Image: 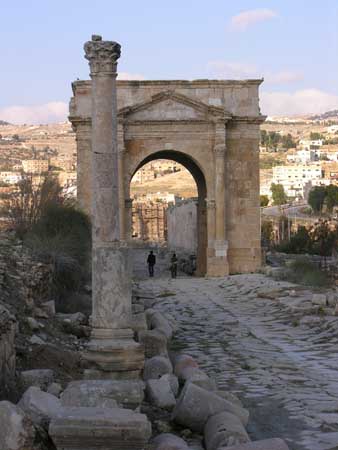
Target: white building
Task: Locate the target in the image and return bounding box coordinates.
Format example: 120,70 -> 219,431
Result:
326,125 -> 338,134
272,164 -> 323,199
299,139 -> 324,150
286,149 -> 320,164
0,172 -> 22,185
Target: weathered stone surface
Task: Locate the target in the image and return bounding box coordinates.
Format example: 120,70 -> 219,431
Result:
216,391 -> 243,408
174,354 -> 198,380
49,406 -> 152,450
41,300 -> 56,317
146,379 -> 176,410
181,368 -> 217,391
26,317 -> 42,331
312,293 -> 327,306
152,433 -> 190,450
204,411 -> 250,450
61,380 -> 144,409
18,386 -> 62,427
20,369 -> 54,391
160,373 -> 179,397
29,335 -> 45,345
0,401 -> 35,450
150,311 -> 173,339
144,356 -> 173,381
219,438 -> 289,450
131,312 -> 147,333
172,383 -> 249,432
47,383 -> 63,397
139,329 -> 168,358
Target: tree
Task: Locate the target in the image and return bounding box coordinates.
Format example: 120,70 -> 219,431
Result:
271,183 -> 287,206
260,195 -> 269,207
325,185 -> 338,212
310,132 -> 324,141
308,186 -> 326,213
281,133 -> 296,149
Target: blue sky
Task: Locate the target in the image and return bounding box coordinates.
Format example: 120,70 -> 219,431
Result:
0,0 -> 337,122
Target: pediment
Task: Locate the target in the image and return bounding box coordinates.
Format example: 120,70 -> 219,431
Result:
118,91 -> 229,122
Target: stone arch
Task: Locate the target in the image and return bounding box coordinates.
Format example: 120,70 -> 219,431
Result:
129,149 -> 208,275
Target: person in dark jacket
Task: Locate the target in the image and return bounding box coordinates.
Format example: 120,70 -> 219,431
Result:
170,253 -> 178,278
147,251 -> 156,277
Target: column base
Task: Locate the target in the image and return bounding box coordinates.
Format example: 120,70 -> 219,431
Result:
206,240 -> 229,277
82,328 -> 144,380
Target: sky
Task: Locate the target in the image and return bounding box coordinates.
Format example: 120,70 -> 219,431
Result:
0,0 -> 337,123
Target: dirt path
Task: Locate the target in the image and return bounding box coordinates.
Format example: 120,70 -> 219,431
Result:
139,274 -> 338,450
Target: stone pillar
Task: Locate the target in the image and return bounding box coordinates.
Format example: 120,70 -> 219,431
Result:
83,35 -> 143,379
125,198 -> 133,241
118,123 -> 126,240
207,120 -> 229,276
70,117 -> 92,214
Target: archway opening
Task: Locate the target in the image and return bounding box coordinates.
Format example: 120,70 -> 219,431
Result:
129,150 -> 207,276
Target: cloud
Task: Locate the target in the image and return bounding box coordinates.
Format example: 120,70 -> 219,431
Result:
207,61 -> 302,84
260,89 -> 338,116
117,72 -> 145,80
0,101 -> 68,125
229,8 -> 278,31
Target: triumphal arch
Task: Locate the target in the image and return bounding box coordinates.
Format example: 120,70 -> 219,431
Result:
70,37 -> 265,278
68,35 -> 266,378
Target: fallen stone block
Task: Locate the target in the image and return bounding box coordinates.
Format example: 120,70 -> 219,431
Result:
219,438 -> 289,450
150,312 -> 173,339
312,293 -> 327,306
216,391 -> 243,408
20,369 -> 54,391
204,411 -> 250,450
180,367 -> 217,391
139,329 -> 168,358
131,312 -> 147,333
26,317 -> 42,331
174,354 -> 199,380
152,433 -> 190,450
18,386 -> 62,428
49,406 -> 152,450
61,380 -> 144,409
172,383 -> 249,432
132,304 -> 145,314
41,300 -> 56,317
144,356 -> 173,381
160,373 -> 179,397
0,401 -> 35,450
29,335 -> 45,345
146,379 -> 176,410
47,383 -> 63,397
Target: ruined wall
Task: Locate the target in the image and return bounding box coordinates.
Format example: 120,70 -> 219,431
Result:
167,200 -> 198,254
0,305 -> 16,393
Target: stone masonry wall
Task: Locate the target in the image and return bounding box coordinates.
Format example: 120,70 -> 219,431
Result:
167,200 -> 198,254
0,305 -> 16,393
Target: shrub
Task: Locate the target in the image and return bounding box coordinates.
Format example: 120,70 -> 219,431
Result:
276,256 -> 330,288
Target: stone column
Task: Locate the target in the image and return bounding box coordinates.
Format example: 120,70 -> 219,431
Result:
209,120 -> 229,276
118,123 -> 126,240
125,198 -> 133,241
83,35 -> 143,379
69,117 -> 92,214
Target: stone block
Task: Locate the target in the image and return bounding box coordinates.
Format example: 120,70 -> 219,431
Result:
181,368 -> 217,391
47,383 -> 63,398
61,380 -> 144,409
20,369 -> 54,391
139,329 -> 168,358
172,383 -> 249,432
204,411 -> 250,450
312,293 -> 327,306
219,438 -> 289,450
49,406 -> 152,450
131,312 -> 147,333
216,391 -> 243,408
150,312 -> 173,339
0,401 -> 35,450
41,300 -> 56,317
174,354 -> 198,380
160,373 -> 179,397
152,433 -> 190,450
144,356 -> 173,381
146,379 -> 176,410
18,386 -> 62,428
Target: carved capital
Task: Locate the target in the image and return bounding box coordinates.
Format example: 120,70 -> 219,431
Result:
84,35 -> 121,75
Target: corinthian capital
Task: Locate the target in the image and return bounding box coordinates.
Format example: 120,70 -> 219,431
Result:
84,35 -> 121,75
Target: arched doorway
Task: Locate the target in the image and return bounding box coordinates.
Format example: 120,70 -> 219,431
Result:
128,150 -> 207,276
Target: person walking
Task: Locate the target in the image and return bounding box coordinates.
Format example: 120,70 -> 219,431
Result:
147,250 -> 156,277
170,253 -> 178,278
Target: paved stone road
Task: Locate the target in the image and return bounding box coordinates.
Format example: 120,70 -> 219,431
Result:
139,274 -> 338,450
